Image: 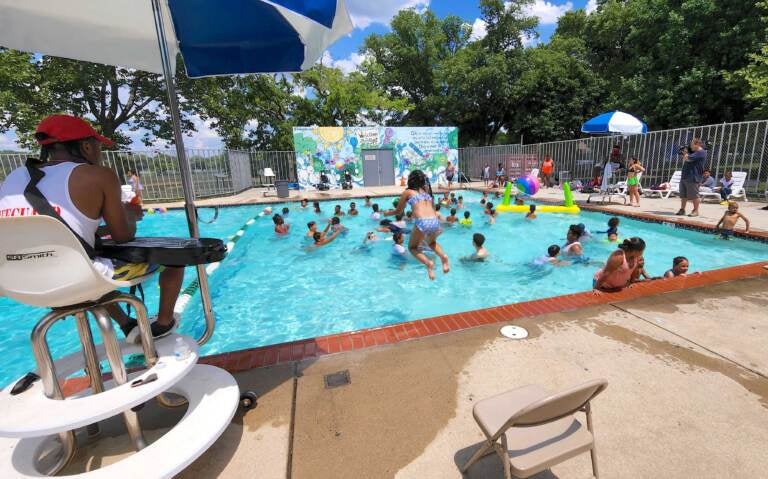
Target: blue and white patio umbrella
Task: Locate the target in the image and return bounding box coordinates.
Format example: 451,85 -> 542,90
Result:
0,0 -> 353,345
0,0 -> 353,77
581,110 -> 648,135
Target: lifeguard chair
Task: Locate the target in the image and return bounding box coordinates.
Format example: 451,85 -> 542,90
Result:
0,216 -> 240,478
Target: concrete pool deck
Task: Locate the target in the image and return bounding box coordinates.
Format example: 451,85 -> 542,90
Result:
150,181 -> 768,236
62,275 -> 768,478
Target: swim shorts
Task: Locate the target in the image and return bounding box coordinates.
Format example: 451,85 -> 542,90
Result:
110,259 -> 161,281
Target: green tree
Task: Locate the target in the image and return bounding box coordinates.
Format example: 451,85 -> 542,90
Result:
0,49 -> 196,149
731,1 -> 768,119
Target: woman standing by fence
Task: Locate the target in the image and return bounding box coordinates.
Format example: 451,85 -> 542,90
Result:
541,155 -> 555,187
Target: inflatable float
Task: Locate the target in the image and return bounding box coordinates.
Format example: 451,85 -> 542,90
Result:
496,179 -> 581,214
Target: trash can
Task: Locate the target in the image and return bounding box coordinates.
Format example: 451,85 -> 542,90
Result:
275,180 -> 290,198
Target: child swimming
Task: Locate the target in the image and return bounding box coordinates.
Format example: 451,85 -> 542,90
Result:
364,195 -> 372,207
596,217 -> 620,242
348,202 -> 359,216
446,208 -> 458,224
334,204 -> 345,217
300,198 -> 308,209
459,210 -> 472,227
716,201 -> 750,239
273,214 -> 289,235
306,220 -> 331,239
461,233 -> 488,261
391,231 -> 407,257
330,216 -> 348,234
434,203 -> 445,221
484,202 -> 493,215
487,209 -> 496,225
664,256 -> 689,278
313,201 -> 321,214
370,203 -> 381,220
541,244 -> 569,266
282,207 -> 290,216
457,196 -> 464,209
525,204 -> 537,220
312,228 -> 342,247
593,237 -> 646,292
384,169 -> 449,280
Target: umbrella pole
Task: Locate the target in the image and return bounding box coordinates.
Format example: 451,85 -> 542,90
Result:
151,0 -> 215,347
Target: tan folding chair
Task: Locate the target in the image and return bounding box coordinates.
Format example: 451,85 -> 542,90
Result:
461,379 -> 608,479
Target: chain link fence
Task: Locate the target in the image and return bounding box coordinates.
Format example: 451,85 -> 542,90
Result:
0,148 -> 297,203
459,119 -> 768,199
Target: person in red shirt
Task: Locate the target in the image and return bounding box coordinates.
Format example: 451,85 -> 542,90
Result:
541,155 -> 555,188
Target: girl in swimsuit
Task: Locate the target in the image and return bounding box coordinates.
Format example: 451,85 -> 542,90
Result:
593,237 -> 646,291
385,169 -> 449,280
627,157 -> 645,207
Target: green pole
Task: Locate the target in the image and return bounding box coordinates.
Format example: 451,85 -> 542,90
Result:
502,181 -> 513,206
563,182 -> 574,207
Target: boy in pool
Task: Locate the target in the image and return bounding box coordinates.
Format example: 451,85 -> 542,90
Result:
333,204 -> 345,217
446,208 -> 458,224
313,228 -> 342,247
392,231 -> 407,257
330,216 -> 348,234
631,256 -> 653,282
484,202 -> 494,215
716,201 -> 750,239
370,203 -> 381,220
273,214 -> 289,235
457,196 -> 464,209
487,208 -> 496,225
384,169 -> 450,280
364,196 -> 372,207
306,220 -> 331,239
313,201 -> 321,214
348,202 -> 359,216
300,198 -> 308,209
459,211 -> 472,227
543,245 -> 569,266
462,233 -> 488,261
596,217 -> 620,241
481,191 -> 488,203
664,256 -> 689,278
525,205 -> 537,220
450,192 -> 457,205
480,198 -> 486,206
282,207 -> 290,216
440,191 -> 450,206
434,203 -> 445,221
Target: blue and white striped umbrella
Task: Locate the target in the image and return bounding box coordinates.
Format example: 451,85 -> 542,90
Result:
0,0 -> 353,77
581,110 -> 648,135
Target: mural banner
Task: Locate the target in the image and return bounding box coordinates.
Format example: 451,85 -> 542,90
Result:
293,126 -> 459,189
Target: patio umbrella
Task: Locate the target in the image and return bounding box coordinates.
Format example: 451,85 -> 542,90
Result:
0,0 -> 353,345
581,110 -> 648,135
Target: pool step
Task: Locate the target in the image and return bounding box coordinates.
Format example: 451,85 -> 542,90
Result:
0,335 -> 198,437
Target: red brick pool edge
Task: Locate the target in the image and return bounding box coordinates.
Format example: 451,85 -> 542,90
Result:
195,260 -> 768,373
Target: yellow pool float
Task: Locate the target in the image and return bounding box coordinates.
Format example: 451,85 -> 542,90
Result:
497,181 -> 581,214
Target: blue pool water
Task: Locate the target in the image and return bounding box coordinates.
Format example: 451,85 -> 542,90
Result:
1,192 -> 766,386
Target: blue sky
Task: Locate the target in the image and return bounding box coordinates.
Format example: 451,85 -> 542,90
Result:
0,0 -> 595,151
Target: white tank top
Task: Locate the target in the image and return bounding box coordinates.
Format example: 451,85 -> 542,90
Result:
0,162 -> 101,246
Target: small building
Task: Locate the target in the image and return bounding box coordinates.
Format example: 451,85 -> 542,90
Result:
292,126 -> 458,190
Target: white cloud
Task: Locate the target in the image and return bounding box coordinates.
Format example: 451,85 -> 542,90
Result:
345,0 -> 430,29
0,131 -> 21,151
585,0 -> 598,14
187,117 -> 223,150
319,51 -> 370,74
470,18 -> 487,41
522,0 -> 573,25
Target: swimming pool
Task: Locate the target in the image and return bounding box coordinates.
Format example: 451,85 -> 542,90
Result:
1,191 -> 766,386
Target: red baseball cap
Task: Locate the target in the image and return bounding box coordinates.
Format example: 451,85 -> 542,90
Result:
35,114 -> 114,147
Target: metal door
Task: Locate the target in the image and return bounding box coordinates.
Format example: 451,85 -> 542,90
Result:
362,151 -> 380,186
362,149 -> 395,187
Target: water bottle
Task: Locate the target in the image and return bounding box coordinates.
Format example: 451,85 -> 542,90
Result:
174,337 -> 191,361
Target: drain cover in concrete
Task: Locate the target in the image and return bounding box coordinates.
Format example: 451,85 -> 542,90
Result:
324,370 -> 351,389
500,325 -> 528,339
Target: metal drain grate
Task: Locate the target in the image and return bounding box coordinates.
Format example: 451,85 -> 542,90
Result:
324,370 -> 351,389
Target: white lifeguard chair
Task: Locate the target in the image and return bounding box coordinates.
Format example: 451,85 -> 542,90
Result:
0,216 -> 239,478
261,167 -> 276,196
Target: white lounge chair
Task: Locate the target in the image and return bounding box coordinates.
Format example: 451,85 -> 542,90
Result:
644,170 -> 681,199
700,171 -> 748,202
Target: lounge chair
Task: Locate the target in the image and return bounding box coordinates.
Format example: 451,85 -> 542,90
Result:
461,379 -> 608,479
700,171 -> 748,202
644,170 -> 681,199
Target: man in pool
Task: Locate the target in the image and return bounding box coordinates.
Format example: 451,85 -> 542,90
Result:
312,227 -> 342,247
0,114 -> 183,342
462,233 -> 488,261
348,202 -> 359,216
